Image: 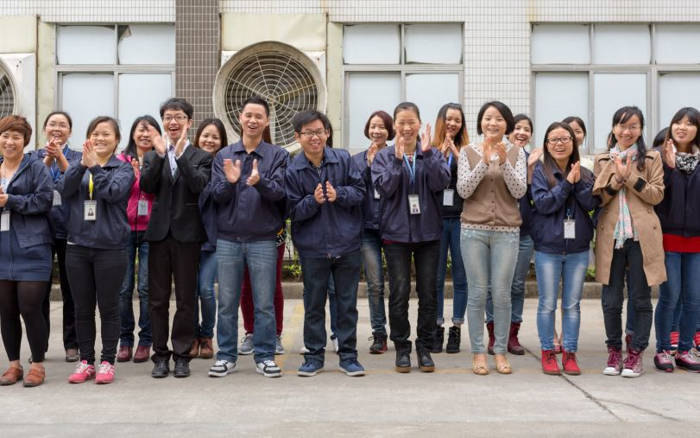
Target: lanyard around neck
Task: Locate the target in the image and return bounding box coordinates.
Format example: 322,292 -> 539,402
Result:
403,151 -> 417,184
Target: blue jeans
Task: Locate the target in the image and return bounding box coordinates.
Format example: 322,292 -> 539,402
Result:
118,231 -> 151,347
361,229 -> 386,335
436,218 -> 468,326
486,234 -> 533,324
215,239 -> 277,363
535,250 -> 588,352
195,250 -> 217,339
654,251 -> 700,352
461,229 -> 519,354
301,251 -> 361,364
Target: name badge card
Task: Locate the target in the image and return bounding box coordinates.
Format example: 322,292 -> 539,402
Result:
0,211 -> 9,232
137,199 -> 149,216
408,194 -> 421,215
443,189 -> 455,207
52,190 -> 62,207
564,219 -> 576,239
374,188 -> 381,200
84,200 -> 97,221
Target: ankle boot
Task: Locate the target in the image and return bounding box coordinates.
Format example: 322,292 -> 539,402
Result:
431,326 -> 444,353
445,325 -> 461,354
507,322 -> 525,355
486,321 -> 495,355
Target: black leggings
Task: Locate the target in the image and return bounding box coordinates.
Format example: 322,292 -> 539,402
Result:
0,280 -> 49,362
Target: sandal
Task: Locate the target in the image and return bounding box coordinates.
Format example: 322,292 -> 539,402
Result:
494,354 -> 512,374
472,353 -> 489,375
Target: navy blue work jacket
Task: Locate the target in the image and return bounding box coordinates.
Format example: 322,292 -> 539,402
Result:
199,181 -> 217,252
352,149 -> 382,231
35,145 -> 82,240
286,147 -> 365,258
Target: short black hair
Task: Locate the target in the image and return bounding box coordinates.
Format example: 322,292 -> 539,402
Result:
194,118 -> 229,150
43,111 -> 73,130
159,97 -> 194,120
242,96 -> 270,117
123,115 -> 160,158
292,110 -> 331,134
513,113 -> 533,132
364,110 -> 395,141
393,102 -> 421,121
86,116 -> 121,143
562,116 -> 587,137
476,101 -> 515,136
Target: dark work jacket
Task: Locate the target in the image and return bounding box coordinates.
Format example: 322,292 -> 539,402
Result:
0,154 -> 53,248
371,144 -> 450,243
438,152 -> 465,219
35,145 -> 82,240
286,147 -> 365,258
199,182 -> 217,253
519,150 -> 534,237
530,162 -> 598,255
352,149 -> 382,231
59,155 -> 134,249
140,145 -> 212,243
654,155 -> 700,237
211,141 -> 288,243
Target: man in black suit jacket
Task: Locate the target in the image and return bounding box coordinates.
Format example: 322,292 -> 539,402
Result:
140,98 -> 212,378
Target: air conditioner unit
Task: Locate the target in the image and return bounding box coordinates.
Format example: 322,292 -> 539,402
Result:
0,53 -> 36,148
214,42 -> 327,152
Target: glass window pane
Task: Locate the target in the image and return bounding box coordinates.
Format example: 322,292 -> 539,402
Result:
61,73 -> 114,148
531,24 -> 590,64
405,23 -> 462,64
534,73 -> 589,150
118,74 -> 173,149
118,24 -> 176,65
593,73 -> 647,153
57,26 -> 116,65
346,72 -> 400,150
655,24 -> 700,64
592,24 -> 650,65
405,73 -> 460,132
343,24 -> 400,64
658,73 -> 700,128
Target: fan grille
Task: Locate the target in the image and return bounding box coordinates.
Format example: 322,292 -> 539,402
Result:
224,50 -> 318,146
0,66 -> 15,119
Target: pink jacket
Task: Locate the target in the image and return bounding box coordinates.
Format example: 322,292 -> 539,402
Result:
117,153 -> 154,231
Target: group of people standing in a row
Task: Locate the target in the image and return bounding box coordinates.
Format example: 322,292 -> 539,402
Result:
0,95 -> 698,387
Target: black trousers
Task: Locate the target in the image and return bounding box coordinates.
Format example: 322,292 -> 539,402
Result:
601,240 -> 653,351
65,245 -> 126,365
384,240 -> 440,353
148,236 -> 199,361
0,281 -> 48,362
42,239 -> 78,350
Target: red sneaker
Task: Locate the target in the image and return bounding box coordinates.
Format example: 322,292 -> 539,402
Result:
694,332 -> 700,349
541,350 -> 560,375
95,361 -> 115,384
68,360 -> 95,383
562,351 -> 581,375
603,346 -> 623,376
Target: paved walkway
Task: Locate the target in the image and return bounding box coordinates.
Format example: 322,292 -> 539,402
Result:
0,299 -> 698,437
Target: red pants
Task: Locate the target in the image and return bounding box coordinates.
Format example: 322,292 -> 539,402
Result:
240,243 -> 284,335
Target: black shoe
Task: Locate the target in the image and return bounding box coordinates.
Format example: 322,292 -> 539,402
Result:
151,359 -> 170,378
446,326 -> 461,354
417,349 -> 435,372
431,326 -> 444,353
369,333 -> 388,354
173,358 -> 190,378
395,350 -> 411,373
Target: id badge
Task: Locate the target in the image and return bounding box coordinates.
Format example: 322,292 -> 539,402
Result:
0,211 -> 9,232
84,200 -> 97,221
52,190 -> 62,207
408,194 -> 421,215
564,219 -> 576,239
443,189 -> 455,207
137,199 -> 149,216
374,188 -> 381,200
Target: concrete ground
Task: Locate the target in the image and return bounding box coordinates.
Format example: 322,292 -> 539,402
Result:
0,299 -> 698,437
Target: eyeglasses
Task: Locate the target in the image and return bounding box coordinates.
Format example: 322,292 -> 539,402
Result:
300,129 -> 327,138
617,124 -> 641,133
163,115 -> 188,123
546,136 -> 572,145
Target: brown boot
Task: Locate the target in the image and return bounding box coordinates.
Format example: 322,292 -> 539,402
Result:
0,366 -> 23,385
507,322 -> 525,355
116,345 -> 132,362
486,321 -> 495,355
198,338 -> 214,359
189,338 -> 200,358
23,366 -> 45,387
133,345 -> 151,363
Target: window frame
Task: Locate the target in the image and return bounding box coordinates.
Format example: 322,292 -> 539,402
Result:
342,23 -> 465,151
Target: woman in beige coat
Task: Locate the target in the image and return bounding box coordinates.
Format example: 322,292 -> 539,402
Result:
592,106 -> 665,379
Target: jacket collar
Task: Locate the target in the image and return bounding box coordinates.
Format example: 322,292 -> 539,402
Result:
291,147 -> 338,171
231,140 -> 269,159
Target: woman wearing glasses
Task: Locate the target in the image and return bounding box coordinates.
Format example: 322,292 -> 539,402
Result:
593,106 -> 665,378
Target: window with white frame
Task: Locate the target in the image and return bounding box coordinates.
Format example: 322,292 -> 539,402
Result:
531,23 -> 700,154
56,24 -> 175,149
343,23 -> 463,152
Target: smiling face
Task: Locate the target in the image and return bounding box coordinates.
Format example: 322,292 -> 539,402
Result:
162,109 -> 192,143
509,120 -> 532,148
546,127 -> 574,166
613,114 -> 642,150
671,115 -> 698,148
481,106 -> 507,142
198,124 -> 223,155
133,122 -> 154,153
568,120 -> 585,147
368,115 -> 389,146
295,119 -> 328,158
0,130 -> 25,161
44,113 -> 71,146
90,121 -> 119,159
393,109 -> 420,146
444,108 -> 463,140
239,103 -> 269,139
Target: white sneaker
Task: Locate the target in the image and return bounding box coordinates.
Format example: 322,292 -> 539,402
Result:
331,335 -> 339,353
239,333 -> 254,355
256,359 -> 282,378
299,345 -> 310,354
208,360 -> 236,377
275,336 -> 285,355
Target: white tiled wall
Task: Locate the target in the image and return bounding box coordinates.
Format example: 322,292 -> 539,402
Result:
0,0 -> 174,22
